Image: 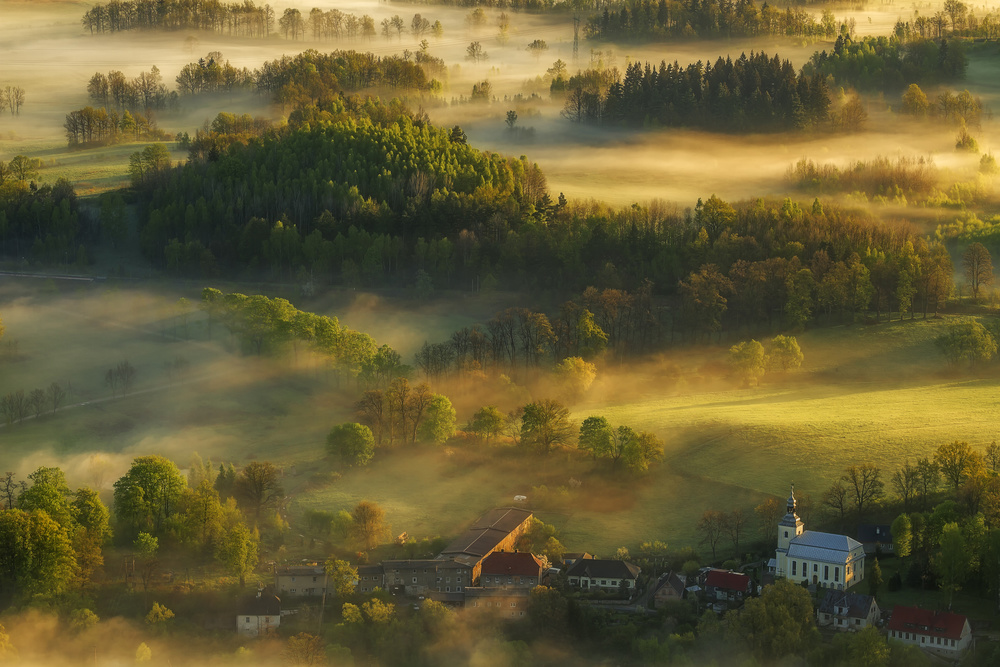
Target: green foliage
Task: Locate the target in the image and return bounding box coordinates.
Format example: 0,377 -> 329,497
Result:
521,399 -> 574,453
113,455 -> 186,538
417,394 -> 456,444
324,559 -> 359,598
145,601 -> 175,625
18,467 -> 74,528
69,608 -> 99,632
578,416 -> 663,472
725,578 -> 818,662
0,508 -> 77,597
934,320 -> 996,368
327,422 -> 375,467
956,128 -> 979,153
216,523 -> 259,587
351,500 -> 390,551
554,356 -> 596,401
768,335 -> 804,372
934,522 -> 968,606
468,406 -> 504,444
891,514 -> 912,559
803,36 -> 966,91
128,143 -> 171,187
981,153 -> 999,175
567,54 -> 831,132
729,340 -> 767,386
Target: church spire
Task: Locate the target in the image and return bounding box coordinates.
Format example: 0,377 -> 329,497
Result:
786,483 -> 796,514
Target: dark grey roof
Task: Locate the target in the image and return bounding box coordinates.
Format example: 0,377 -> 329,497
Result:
818,590 -> 877,619
566,559 -> 641,580
382,558 -> 471,571
275,565 -> 325,576
239,594 -> 281,616
357,564 -> 384,576
857,525 -> 893,543
439,508 -> 532,559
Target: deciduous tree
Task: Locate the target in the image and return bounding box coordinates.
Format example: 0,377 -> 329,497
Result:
843,463 -> 884,517
935,440 -> 985,492
216,523 -> 259,587
520,399 -> 574,453
233,461 -> 283,520
963,242 -> 993,302
327,423 -> 375,467
351,500 -> 390,551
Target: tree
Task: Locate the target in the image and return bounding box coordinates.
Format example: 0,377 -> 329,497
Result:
233,461 -> 283,520
822,480 -> 850,520
133,532 -> 159,591
505,110 -> 517,130
216,523 -> 259,587
935,320 -> 996,367
934,522 -> 968,608
850,625 -> 890,667
935,441 -> 985,492
284,633 -> 325,666
963,242 -> 993,302
768,335 -> 803,371
46,382 -> 65,414
145,601 -> 175,625
113,455 -> 186,537
466,41 -> 487,63
868,558 -> 883,598
986,441 -> 1000,474
891,514 -> 912,561
417,394 -> 456,444
7,155 -> 38,182
27,389 -> 45,419
892,461 -> 919,511
834,95 -> 868,131
526,39 -> 549,61
468,406 -> 504,444
554,356 -> 597,401
729,340 -> 767,386
18,466 -> 74,528
520,399 -> 574,453
324,558 -> 359,598
0,508 -> 77,597
901,84 -> 930,117
843,464 -> 884,517
577,417 -> 662,471
697,510 -> 727,561
725,578 -> 818,662
327,423 -> 375,467
351,500 -> 390,550
755,498 -> 783,543
916,457 -> 941,508
726,508 -> 747,557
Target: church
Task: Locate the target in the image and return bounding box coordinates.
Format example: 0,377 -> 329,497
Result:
773,485 -> 866,590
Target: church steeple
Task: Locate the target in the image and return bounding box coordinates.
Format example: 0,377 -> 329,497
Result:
777,482 -> 804,556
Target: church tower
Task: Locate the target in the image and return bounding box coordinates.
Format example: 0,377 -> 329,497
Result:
776,483 -> 804,556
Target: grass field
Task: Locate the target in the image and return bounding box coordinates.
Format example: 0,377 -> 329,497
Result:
2,281 -> 997,558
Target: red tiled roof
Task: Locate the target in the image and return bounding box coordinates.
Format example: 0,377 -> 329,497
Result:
887,605 -> 968,641
705,569 -> 751,591
481,552 -> 544,577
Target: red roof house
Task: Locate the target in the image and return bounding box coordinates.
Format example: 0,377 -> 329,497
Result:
479,552 -> 544,588
887,605 -> 972,653
703,569 -> 753,601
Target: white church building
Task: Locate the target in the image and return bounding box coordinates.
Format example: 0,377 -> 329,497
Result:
772,485 -> 865,590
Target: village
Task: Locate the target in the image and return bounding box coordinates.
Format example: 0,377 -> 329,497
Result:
239,488 -> 978,662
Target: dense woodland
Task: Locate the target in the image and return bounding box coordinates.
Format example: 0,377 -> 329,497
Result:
563,52 -> 830,131
802,35 -> 967,92
0,176 -> 83,264
584,0 -> 838,41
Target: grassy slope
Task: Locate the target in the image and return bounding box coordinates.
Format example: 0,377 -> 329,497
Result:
2,283 -> 996,558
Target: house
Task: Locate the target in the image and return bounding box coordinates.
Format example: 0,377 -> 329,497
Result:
775,485 -> 865,591
856,525 -> 894,555
887,605 -> 972,654
437,507 -> 533,581
382,558 -> 473,595
566,558 -> 641,594
703,569 -> 752,602
479,551 -> 544,588
274,565 -> 326,597
464,586 -> 531,619
817,590 -> 880,630
355,564 -> 385,593
237,591 -> 280,637
651,572 -> 686,608
562,552 -> 594,567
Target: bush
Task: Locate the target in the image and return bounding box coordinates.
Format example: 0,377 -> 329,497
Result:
888,572 -> 902,592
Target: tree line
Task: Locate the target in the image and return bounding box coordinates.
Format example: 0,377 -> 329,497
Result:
802,35 -> 967,92
893,0 -> 1000,40
562,52 -> 831,132
0,383 -> 65,426
0,177 -> 83,265
63,107 -> 160,148
584,0 -> 839,42
86,67 -> 173,115
82,0 -> 277,36
0,86 -> 25,116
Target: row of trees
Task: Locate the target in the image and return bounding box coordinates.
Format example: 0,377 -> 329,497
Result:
86,67 -> 173,115
82,0 -> 279,36
585,0 -> 840,41
894,1 -> 1000,40
0,86 -> 25,116
0,178 -> 81,264
562,53 -> 831,132
0,383 -> 65,426
63,107 -> 159,147
803,35 -> 966,92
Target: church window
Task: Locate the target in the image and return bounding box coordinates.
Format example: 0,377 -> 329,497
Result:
824,566 -> 829,580
784,531 -> 788,538
792,561 -> 797,575
813,564 -> 818,572
834,567 -> 840,582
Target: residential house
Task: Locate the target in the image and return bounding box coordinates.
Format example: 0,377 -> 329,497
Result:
438,507 -> 533,582
382,558 -> 473,595
856,525 -> 894,555
887,605 -> 972,654
356,564 -> 385,593
464,587 -> 531,619
817,590 -> 880,630
566,558 -> 641,595
562,552 -> 594,567
237,592 -> 280,637
274,565 -> 326,597
775,485 -> 865,591
651,572 -> 686,609
479,552 -> 544,589
703,569 -> 752,602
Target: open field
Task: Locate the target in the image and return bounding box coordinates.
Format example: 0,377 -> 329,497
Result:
3,280 -> 997,557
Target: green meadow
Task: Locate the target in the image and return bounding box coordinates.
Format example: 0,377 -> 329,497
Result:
1,282 -> 996,556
